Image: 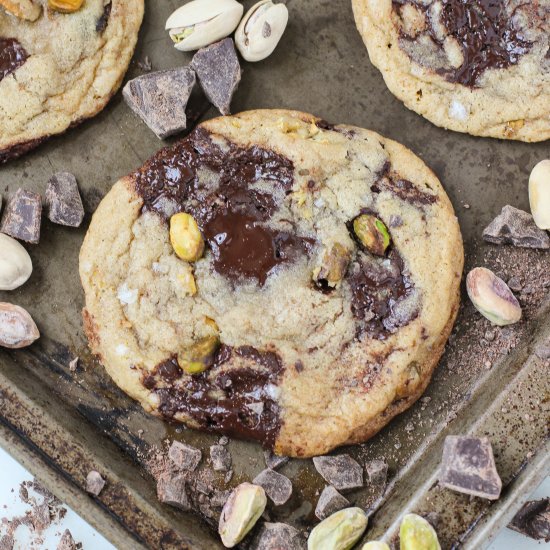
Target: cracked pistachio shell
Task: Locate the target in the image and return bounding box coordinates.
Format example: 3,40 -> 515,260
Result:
529,159 -> 550,230
466,267 -> 521,326
235,0 -> 289,62
0,233 -> 32,290
361,543 -> 391,550
400,514 -> 441,550
307,507 -> 368,550
219,483 -> 267,548
166,0 -> 243,52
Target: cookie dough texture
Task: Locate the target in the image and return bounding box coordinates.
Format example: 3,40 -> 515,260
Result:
352,0 -> 550,142
80,110 -> 463,457
0,0 -> 144,162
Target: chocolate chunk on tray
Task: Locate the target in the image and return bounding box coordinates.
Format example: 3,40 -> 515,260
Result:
509,498 -> 550,541
439,436 -> 502,500
253,469 -> 293,506
57,529 -> 77,550
86,470 -> 105,496
168,441 -> 202,471
263,450 -> 289,470
365,459 -> 388,487
210,444 -> 232,472
249,522 -> 305,550
0,189 -> 42,244
483,205 -> 549,249
45,172 -> 84,227
191,38 -> 241,116
156,471 -> 191,510
313,454 -> 363,491
123,67 -> 196,139
315,486 -> 350,520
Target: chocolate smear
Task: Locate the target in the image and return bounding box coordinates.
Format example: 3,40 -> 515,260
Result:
0,38 -> 28,83
509,498 -> 550,542
253,469 -> 293,506
439,435 -> 502,500
312,454 -> 364,491
45,172 -> 85,227
0,188 -> 42,244
315,486 -> 350,520
123,67 -> 196,139
483,205 -> 550,249
191,38 -> 241,116
168,441 -> 201,471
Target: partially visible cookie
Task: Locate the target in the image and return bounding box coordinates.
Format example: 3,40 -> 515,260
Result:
352,0 -> 550,141
80,109 -> 463,457
0,0 -> 144,162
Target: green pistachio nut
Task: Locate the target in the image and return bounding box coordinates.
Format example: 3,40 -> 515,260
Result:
400,513 -> 441,550
353,214 -> 391,256
362,543 -> 391,550
307,507 -> 368,550
170,26 -> 195,43
178,335 -> 220,375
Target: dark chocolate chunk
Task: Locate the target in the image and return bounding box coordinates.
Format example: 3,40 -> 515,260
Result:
123,67 -> 196,139
263,450 -> 289,470
509,498 -> 550,541
439,436 -> 502,500
57,529 -> 77,550
168,441 -> 202,471
249,522 -> 305,550
96,1 -> 112,33
365,459 -> 388,487
0,38 -> 28,83
156,471 -> 191,510
483,205 -> 549,249
315,486 -> 350,520
1,189 -> 42,243
45,172 -> 85,227
191,38 -> 241,116
312,454 -> 363,491
253,469 -> 293,506
86,470 -> 105,496
210,444 -> 232,472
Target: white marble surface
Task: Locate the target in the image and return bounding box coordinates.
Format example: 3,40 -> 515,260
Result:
0,446 -> 546,549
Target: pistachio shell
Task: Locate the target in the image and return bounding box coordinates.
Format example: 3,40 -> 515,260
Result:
166,0 -> 243,52
0,233 -> 32,290
529,159 -> 550,230
235,1 -> 289,62
307,507 -> 368,550
362,543 -> 391,550
400,514 -> 441,550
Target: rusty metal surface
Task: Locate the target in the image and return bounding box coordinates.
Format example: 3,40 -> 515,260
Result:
0,0 -> 549,548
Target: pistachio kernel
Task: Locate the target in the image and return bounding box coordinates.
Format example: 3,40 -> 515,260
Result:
400,513 -> 441,550
170,213 -> 205,262
307,507 -> 368,550
48,0 -> 84,13
313,243 -> 351,289
178,335 -> 220,375
353,214 -> 391,256
361,543 -> 391,550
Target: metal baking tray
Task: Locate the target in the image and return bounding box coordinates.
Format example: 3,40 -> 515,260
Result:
0,1 -> 548,548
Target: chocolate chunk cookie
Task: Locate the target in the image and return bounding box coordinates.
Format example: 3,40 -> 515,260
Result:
80,110 -> 463,457
352,0 -> 550,141
0,0 -> 144,162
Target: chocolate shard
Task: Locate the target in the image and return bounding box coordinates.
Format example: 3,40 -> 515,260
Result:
123,67 -> 196,139
0,188 -> 42,244
263,450 -> 289,470
210,444 -> 232,472
86,470 -> 105,496
57,529 -> 77,550
483,205 -> 550,249
45,172 -> 84,227
253,469 -> 293,506
168,441 -> 202,471
156,471 -> 191,511
439,436 -> 502,500
365,459 -> 388,487
312,454 -> 363,491
191,38 -> 241,116
509,498 -> 550,541
315,485 -> 350,520
249,522 -> 306,550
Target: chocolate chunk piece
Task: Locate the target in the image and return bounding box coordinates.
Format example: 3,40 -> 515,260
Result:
168,441 -> 202,471
439,436 -> 502,500
263,450 -> 289,470
210,444 -> 232,472
249,522 -> 305,550
123,67 -> 196,139
0,38 -> 28,83
313,454 -> 363,491
86,470 -> 105,496
315,486 -> 350,520
365,459 -> 388,487
57,529 -> 76,550
45,172 -> 85,227
156,471 -> 191,510
483,206 -> 550,249
1,189 -> 42,244
509,498 -> 550,541
191,38 -> 241,116
253,469 -> 293,506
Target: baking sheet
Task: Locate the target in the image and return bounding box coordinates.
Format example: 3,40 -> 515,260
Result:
0,0 -> 549,548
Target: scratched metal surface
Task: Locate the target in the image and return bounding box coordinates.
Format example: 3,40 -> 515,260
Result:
0,1 -> 548,548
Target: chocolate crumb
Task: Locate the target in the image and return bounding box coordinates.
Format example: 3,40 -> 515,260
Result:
69,357 -> 78,372
210,444 -> 232,472
168,441 -> 202,471
86,470 -> 105,496
137,56 -> 152,72
365,459 -> 388,487
57,529 -> 76,550
263,450 -> 289,470
315,486 -> 350,520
